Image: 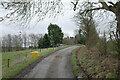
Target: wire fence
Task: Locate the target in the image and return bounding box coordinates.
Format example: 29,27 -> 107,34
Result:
1,47 -> 58,75
1,46 -> 67,76
2,51 -> 34,74
2,52 -> 32,74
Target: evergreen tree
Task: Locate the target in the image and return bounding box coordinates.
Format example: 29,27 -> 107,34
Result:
48,23 -> 64,46
42,34 -> 50,48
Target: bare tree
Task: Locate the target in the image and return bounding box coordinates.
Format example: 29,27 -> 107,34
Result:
72,0 -> 120,77
0,0 -> 63,26
22,33 -> 27,49
1,33 -> 43,52
12,35 -> 22,51
97,32 -> 107,56
29,34 -> 40,48
1,34 -> 13,52
7,34 -> 12,51
72,0 -> 120,56
74,2 -> 99,49
63,36 -> 75,45
2,36 -> 8,52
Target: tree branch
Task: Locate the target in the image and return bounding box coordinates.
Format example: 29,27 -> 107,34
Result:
71,0 -> 79,11
0,17 -> 4,22
98,0 -> 117,13
80,7 -> 104,15
99,0 -> 109,10
108,1 -> 115,6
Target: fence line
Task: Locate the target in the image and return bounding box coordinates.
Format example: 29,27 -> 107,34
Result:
1,47 -> 56,74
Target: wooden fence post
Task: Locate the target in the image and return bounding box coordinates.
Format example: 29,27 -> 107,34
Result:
8,59 -> 10,68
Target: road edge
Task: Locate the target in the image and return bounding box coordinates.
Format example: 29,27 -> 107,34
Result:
14,46 -> 73,78
70,46 -> 89,79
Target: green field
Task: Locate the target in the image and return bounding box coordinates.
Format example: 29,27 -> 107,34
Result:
2,45 -> 72,78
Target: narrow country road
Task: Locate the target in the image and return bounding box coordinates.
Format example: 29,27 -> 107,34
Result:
24,46 -> 78,78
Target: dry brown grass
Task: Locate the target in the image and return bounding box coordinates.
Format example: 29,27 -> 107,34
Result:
77,46 -> 118,78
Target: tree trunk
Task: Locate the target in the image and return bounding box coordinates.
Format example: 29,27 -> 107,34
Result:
116,14 -> 120,78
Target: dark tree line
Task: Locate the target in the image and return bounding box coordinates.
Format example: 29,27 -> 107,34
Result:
38,34 -> 50,48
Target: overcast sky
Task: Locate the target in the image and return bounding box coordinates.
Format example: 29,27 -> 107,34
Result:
0,0 -> 79,37
0,0 -> 117,37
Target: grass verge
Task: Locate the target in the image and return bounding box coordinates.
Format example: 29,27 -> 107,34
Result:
71,46 -> 81,77
76,46 -> 118,78
2,45 -> 72,78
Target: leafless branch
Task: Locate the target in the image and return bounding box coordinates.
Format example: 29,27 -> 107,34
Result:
80,7 -> 104,15
0,17 -> 4,22
99,0 -> 109,10
71,0 -> 79,11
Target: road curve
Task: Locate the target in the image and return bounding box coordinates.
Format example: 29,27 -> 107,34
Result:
24,46 -> 78,78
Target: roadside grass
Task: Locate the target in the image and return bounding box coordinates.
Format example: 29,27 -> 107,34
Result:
2,48 -> 53,65
71,46 -> 81,77
76,46 -> 118,78
2,45 -> 72,78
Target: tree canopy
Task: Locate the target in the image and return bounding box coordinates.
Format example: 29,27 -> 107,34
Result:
48,23 -> 63,46
42,34 -> 50,48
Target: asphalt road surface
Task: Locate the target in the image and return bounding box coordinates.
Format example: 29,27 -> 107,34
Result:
24,46 -> 78,78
